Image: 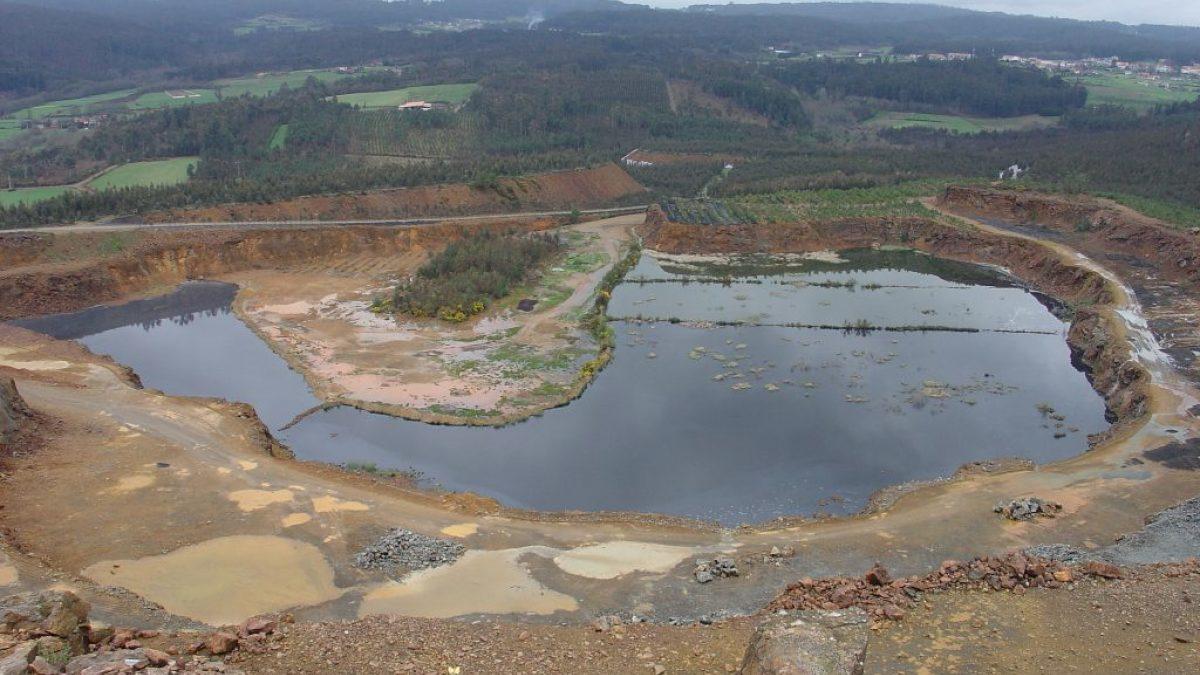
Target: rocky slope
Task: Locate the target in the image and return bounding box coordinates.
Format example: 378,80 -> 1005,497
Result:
0,377 -> 32,451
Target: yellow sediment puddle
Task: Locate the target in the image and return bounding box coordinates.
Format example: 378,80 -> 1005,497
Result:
280,513 -> 312,528
439,523 -> 478,538
228,489 -> 294,512
358,548 -> 577,619
104,474 -> 155,494
552,541 -> 695,580
311,495 -> 369,513
82,535 -> 342,626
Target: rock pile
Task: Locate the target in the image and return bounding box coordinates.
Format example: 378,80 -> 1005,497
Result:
0,378 -> 33,451
353,529 -> 465,576
693,557 -> 739,584
0,590 -> 282,674
994,497 -> 1061,521
768,554 -> 1124,622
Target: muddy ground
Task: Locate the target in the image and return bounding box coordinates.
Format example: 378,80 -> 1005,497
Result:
0,192 -> 1198,672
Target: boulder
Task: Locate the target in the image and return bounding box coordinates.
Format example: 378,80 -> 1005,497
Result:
0,641 -> 37,675
740,609 -> 869,675
206,632 -> 239,655
0,591 -> 89,645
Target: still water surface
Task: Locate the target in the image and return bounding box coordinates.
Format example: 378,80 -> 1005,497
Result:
14,250 -> 1108,524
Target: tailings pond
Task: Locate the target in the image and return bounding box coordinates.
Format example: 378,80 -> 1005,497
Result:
13,249 -> 1110,525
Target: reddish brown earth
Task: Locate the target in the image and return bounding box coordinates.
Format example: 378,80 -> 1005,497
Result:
0,217 -> 565,320
141,164 -> 646,224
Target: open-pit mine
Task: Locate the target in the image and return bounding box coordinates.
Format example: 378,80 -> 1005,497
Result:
1,186 -> 1198,673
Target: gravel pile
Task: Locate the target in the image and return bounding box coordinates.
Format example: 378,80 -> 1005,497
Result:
353,529 -> 465,576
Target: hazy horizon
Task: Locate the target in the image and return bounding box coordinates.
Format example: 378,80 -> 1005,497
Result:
645,1 -> 1200,28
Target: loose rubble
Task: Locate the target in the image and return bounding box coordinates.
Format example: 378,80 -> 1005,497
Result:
768,554 -> 1134,622
693,557 -> 739,584
994,496 -> 1062,521
353,528 -> 466,576
741,609 -> 868,675
0,591 -> 276,674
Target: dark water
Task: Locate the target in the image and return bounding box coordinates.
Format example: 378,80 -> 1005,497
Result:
12,250 -> 1110,525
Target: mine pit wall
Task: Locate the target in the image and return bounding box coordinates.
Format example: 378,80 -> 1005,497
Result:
0,218 -> 559,321
0,377 -> 32,451
639,206 -> 1149,426
939,186 -> 1200,287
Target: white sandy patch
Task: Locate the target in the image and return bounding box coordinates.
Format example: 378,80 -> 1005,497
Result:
104,474 -> 155,494
0,359 -> 71,371
552,541 -> 695,579
237,460 -> 258,471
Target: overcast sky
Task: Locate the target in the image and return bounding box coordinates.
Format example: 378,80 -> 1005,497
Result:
643,1 -> 1200,27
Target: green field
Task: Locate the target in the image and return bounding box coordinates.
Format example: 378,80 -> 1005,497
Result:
8,89 -> 138,120
1080,74 -> 1200,110
128,89 -> 220,110
868,112 -> 1060,134
268,124 -> 290,150
0,120 -> 22,142
87,157 -> 198,190
234,15 -> 328,36
333,84 -> 479,109
0,186 -> 73,208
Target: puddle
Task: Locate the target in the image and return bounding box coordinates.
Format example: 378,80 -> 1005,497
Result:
13,252 -> 1110,525
81,535 -> 342,626
552,541 -> 695,579
281,513 -> 312,528
358,548 -> 577,619
440,523 -> 479,538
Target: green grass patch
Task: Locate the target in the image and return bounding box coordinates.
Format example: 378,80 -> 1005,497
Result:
868,111 -> 1060,134
0,119 -> 22,142
129,90 -> 219,110
268,124 -> 290,150
234,15 -> 328,36
8,89 -> 137,119
333,83 -> 479,109
88,157 -> 197,190
0,186 -> 73,208
1100,192 -> 1200,230
1079,74 -> 1199,111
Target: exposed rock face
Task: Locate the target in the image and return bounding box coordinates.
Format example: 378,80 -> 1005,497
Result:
0,378 -> 32,450
0,591 -> 91,657
740,609 -> 869,675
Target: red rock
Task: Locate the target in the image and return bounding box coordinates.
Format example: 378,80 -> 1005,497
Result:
238,617 -> 277,638
864,564 -> 892,586
1053,569 -> 1074,583
1083,562 -> 1122,579
109,629 -> 135,649
143,648 -> 171,667
207,631 -> 239,655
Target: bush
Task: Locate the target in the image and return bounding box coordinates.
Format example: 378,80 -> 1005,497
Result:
393,230 -> 561,322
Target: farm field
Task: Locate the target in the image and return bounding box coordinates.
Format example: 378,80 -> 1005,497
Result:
7,89 -> 138,119
867,111 -> 1060,133
0,120 -> 22,142
1079,73 -> 1200,110
234,15 -> 328,35
87,157 -> 198,190
128,89 -> 219,109
0,186 -> 73,208
333,83 -> 479,109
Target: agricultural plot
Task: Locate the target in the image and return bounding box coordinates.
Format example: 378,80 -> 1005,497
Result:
867,112 -> 1060,134
87,157 -> 198,190
333,84 -> 479,109
128,90 -> 219,110
234,15 -> 328,35
1080,74 -> 1199,110
662,181 -> 948,225
0,186 -> 72,208
7,89 -> 138,119
0,120 -> 22,142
